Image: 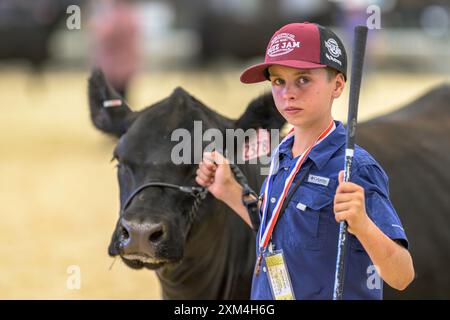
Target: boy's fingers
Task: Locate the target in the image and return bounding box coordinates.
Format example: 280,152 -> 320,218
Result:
334,193 -> 355,205
203,151 -> 228,167
195,176 -> 204,186
336,181 -> 363,194
195,176 -> 210,187
201,160 -> 215,170
334,211 -> 349,223
202,156 -> 217,170
338,170 -> 344,184
198,163 -> 215,176
334,202 -> 352,214
196,168 -> 213,182
212,151 -> 229,166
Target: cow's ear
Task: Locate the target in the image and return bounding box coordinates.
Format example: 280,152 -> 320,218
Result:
235,92 -> 286,130
88,69 -> 137,138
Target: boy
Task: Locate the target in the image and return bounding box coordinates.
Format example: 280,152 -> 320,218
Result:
195,22 -> 414,299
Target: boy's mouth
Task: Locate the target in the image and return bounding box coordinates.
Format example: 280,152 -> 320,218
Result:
284,107 -> 303,114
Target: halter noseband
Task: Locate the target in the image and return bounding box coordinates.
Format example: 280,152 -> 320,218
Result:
121,182 -> 208,223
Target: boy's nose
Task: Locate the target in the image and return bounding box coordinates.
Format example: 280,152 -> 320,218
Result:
282,85 -> 297,100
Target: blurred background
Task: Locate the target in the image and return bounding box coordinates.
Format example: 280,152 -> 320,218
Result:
0,0 -> 449,299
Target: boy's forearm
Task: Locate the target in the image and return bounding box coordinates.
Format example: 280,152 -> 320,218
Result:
220,180 -> 256,229
356,219 -> 415,291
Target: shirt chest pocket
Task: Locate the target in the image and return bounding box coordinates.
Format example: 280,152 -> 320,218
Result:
281,187 -> 333,250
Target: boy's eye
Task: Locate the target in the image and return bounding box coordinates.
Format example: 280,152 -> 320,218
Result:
298,76 -> 309,84
271,78 -> 284,85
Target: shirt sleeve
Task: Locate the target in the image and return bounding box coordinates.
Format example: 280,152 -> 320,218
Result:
352,164 -> 409,249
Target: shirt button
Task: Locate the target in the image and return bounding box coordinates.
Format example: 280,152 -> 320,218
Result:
284,167 -> 289,171
270,197 -> 276,203
263,267 -> 267,273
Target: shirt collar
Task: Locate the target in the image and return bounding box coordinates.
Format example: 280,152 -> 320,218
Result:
278,120 -> 346,170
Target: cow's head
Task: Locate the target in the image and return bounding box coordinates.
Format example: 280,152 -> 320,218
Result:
88,70 -> 228,270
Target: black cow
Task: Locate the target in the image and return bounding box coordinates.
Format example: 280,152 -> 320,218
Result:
357,84 -> 450,299
88,70 -> 284,299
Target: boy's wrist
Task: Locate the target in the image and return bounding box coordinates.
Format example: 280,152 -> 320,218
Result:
353,215 -> 374,242
219,178 -> 243,205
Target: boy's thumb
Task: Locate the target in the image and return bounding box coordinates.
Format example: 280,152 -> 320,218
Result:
338,170 -> 344,184
213,150 -> 229,166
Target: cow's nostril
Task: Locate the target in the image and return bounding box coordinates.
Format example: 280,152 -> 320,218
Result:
119,226 -> 130,242
149,227 -> 164,243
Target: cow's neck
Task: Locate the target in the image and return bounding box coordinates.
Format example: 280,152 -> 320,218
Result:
155,201 -> 253,299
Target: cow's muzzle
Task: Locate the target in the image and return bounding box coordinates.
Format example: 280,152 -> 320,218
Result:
117,217 -> 173,268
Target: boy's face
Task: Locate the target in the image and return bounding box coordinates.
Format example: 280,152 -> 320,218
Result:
268,65 -> 345,128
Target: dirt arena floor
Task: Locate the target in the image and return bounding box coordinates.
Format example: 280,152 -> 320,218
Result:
0,67 -> 448,299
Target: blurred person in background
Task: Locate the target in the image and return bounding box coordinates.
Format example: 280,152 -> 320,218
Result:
89,0 -> 141,101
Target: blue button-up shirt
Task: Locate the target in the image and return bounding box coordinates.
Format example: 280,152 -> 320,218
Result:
251,120 -> 408,300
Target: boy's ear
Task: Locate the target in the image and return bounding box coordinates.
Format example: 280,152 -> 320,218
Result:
332,73 -> 346,99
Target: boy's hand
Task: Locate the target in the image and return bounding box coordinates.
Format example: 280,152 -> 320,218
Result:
195,151 -> 240,203
333,170 -> 370,237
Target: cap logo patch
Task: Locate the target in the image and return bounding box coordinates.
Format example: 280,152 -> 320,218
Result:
267,33 -> 301,57
324,38 -> 342,66
325,38 -> 341,57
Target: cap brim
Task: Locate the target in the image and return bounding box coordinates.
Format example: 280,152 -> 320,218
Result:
240,60 -> 327,84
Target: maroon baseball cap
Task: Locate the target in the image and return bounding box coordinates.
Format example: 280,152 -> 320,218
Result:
240,22 -> 347,83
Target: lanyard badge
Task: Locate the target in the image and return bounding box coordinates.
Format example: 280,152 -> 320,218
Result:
265,248 -> 295,300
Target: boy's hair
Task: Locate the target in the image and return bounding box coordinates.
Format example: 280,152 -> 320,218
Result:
325,67 -> 340,82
